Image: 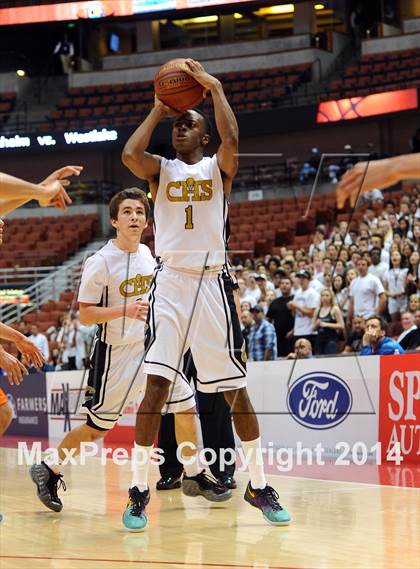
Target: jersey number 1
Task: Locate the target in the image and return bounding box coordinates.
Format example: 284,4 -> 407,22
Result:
185,205 -> 194,230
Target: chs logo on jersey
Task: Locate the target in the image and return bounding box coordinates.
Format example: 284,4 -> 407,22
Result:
119,274 -> 153,298
166,177 -> 213,202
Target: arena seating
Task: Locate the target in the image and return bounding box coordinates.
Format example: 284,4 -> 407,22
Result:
0,290 -> 76,358
321,47 -> 420,101
0,91 -> 16,126
47,64 -> 311,131
0,213 -> 99,268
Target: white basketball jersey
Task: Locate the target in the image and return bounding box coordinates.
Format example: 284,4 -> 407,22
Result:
154,154 -> 228,270
78,240 -> 155,345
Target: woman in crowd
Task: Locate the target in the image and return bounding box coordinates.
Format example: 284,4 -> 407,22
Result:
406,249 -> 419,297
408,293 -> 419,315
383,250 -> 409,322
332,274 -> 349,318
312,289 -> 345,355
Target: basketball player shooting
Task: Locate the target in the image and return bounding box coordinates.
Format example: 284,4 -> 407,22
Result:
122,58 -> 291,528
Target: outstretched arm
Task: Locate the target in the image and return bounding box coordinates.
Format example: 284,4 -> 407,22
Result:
0,165 -> 81,216
337,153 -> 420,208
184,59 -> 239,195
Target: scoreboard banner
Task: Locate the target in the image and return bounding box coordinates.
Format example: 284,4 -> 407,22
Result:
317,88 -> 418,123
0,0 -> 257,26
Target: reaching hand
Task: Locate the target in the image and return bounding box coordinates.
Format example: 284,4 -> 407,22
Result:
336,159 -> 396,208
41,165 -> 83,188
183,59 -> 219,91
14,337 -> 45,369
0,345 -> 28,386
38,165 -> 83,210
37,180 -> 72,210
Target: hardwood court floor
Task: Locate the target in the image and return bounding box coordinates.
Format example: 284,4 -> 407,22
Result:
0,447 -> 419,569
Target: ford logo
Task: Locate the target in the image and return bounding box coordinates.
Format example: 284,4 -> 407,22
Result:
287,372 -> 353,430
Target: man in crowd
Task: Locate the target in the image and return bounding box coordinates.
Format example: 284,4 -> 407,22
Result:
286,338 -> 314,360
241,310 -> 255,358
266,276 -> 295,357
288,270 -> 319,349
343,316 -> 366,353
28,325 -> 49,370
248,305 -> 277,361
397,312 -> 420,351
348,258 -> 386,322
360,316 -> 404,355
368,247 -> 388,284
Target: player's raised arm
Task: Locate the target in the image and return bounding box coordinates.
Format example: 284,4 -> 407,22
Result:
337,152 -> 420,208
184,59 -> 239,192
122,98 -> 173,184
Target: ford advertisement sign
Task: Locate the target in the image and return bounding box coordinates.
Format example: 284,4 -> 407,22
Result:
287,372 -> 353,430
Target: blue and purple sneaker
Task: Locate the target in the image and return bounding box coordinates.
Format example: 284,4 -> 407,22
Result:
244,482 -> 291,526
122,486 -> 150,532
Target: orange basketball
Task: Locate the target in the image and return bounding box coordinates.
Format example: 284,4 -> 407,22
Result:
154,58 -> 204,112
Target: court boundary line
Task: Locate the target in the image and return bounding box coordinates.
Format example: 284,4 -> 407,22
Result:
0,555 -> 305,569
278,473 -> 420,490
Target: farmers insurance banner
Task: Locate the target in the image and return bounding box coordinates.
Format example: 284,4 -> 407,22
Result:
3,371 -> 48,437
379,353 -> 420,463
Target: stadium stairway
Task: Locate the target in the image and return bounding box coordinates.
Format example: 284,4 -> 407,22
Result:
1,237 -> 107,327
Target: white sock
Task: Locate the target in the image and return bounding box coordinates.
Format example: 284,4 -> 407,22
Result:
241,437 -> 267,490
183,451 -> 201,478
131,443 -> 153,492
43,452 -> 62,475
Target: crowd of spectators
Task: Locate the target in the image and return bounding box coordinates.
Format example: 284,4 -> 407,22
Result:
236,187 -> 420,360
15,312 -> 96,372
5,186 -> 419,366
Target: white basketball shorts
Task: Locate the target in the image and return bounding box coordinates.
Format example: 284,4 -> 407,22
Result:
80,338 -> 195,430
143,264 -> 247,394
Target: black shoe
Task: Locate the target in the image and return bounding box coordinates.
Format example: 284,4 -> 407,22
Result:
218,474 -> 237,490
182,470 -> 232,502
156,474 -> 182,491
30,462 -> 66,512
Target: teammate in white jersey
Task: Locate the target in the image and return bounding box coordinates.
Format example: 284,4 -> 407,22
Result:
30,189 -> 225,525
122,59 -> 291,527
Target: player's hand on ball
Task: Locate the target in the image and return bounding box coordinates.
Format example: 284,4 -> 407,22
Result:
336,158 -> 396,208
0,346 -> 28,386
125,300 -> 149,321
154,95 -> 178,118
183,59 -> 219,91
15,337 -> 45,369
